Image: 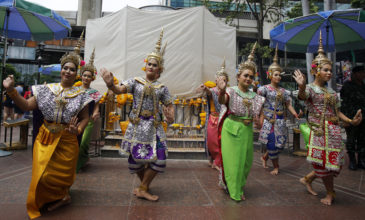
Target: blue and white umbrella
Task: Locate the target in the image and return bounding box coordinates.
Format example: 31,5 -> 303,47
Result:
39,64 -> 61,75
270,9 -> 365,53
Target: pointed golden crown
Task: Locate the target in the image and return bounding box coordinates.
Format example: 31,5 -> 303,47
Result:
267,44 -> 282,79
311,30 -> 332,75
60,30 -> 84,67
146,28 -> 167,72
81,48 -> 97,78
216,57 -> 229,82
239,42 -> 257,74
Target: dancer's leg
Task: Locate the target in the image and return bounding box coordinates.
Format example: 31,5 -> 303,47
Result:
320,174 -> 335,205
299,171 -> 318,196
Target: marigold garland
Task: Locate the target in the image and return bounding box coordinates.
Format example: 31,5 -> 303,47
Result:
204,81 -> 216,88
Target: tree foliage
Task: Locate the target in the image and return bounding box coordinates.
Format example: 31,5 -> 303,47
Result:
351,0 -> 365,9
286,0 -> 319,19
2,64 -> 21,82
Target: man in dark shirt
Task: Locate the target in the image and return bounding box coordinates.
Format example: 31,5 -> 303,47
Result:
340,66 -> 365,170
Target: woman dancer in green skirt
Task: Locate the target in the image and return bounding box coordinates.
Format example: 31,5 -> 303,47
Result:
217,43 -> 265,201
76,49 -> 102,172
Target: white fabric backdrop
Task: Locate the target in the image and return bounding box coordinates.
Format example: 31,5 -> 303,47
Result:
85,6 -> 236,97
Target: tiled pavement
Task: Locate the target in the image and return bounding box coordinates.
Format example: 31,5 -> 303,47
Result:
0,126 -> 365,219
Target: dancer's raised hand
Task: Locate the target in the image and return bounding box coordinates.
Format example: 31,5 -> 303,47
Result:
3,75 -> 15,91
216,75 -> 227,93
100,68 -> 114,88
351,109 -> 362,126
293,69 -> 306,88
66,116 -> 80,135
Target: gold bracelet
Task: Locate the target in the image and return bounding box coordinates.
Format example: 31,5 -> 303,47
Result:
7,88 -> 18,98
347,118 -> 353,124
77,127 -> 82,135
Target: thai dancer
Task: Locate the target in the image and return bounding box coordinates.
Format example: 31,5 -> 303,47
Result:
101,29 -> 174,201
217,43 -> 265,201
293,32 -> 362,205
258,45 -> 301,175
197,59 -> 229,170
76,49 -> 102,172
3,35 -> 92,218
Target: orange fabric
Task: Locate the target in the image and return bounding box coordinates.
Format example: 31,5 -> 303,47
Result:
26,124 -> 79,219
209,97 -> 216,113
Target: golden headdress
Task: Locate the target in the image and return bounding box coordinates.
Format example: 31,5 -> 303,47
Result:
238,42 -> 257,74
216,57 -> 229,82
267,44 -> 282,79
60,30 -> 84,68
311,30 -> 332,75
81,48 -> 97,80
146,28 -> 167,73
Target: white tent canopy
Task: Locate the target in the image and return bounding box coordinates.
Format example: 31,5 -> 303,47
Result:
85,6 -> 236,97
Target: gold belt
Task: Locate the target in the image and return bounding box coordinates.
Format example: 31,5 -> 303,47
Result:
309,113 -> 339,125
140,109 -> 154,118
43,120 -> 68,133
264,116 -> 276,124
229,115 -> 252,126
264,108 -> 284,116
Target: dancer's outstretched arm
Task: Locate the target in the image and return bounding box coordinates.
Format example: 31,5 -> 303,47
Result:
338,109 -> 362,126
100,67 -> 127,95
3,75 -> 37,111
217,76 -> 228,105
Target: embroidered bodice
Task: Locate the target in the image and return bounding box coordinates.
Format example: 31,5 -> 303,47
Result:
257,84 -> 291,120
32,83 -> 92,123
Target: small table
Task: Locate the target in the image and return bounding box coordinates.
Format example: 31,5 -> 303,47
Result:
1,118 -> 29,150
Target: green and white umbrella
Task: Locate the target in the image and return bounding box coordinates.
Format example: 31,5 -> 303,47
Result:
270,9 -> 365,53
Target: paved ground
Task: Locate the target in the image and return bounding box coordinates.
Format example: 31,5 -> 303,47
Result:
0,126 -> 365,220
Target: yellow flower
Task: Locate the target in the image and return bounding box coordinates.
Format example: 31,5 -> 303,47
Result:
142,67 -> 146,71
73,81 -> 82,87
127,94 -> 133,101
113,77 -> 119,85
116,94 -> 127,106
204,81 -> 216,88
173,99 -> 180,105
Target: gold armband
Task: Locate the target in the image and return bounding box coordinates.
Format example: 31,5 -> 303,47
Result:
7,89 -> 18,98
77,127 -> 82,135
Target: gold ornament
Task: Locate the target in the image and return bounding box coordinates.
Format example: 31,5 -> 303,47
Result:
267,44 -> 282,79
242,98 -> 252,109
60,30 -> 84,68
239,42 -> 257,74
311,30 -> 332,75
81,48 -> 97,80
216,57 -> 229,81
146,28 -> 167,73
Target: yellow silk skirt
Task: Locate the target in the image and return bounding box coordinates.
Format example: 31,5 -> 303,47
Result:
26,123 -> 79,219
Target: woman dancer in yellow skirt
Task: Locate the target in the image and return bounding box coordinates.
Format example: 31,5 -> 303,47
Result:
2,37 -> 92,219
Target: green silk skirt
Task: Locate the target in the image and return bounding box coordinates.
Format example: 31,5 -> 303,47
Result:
76,120 -> 94,172
221,116 -> 253,201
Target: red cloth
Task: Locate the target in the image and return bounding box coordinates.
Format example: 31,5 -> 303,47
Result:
207,113 -> 220,166
24,91 -> 31,99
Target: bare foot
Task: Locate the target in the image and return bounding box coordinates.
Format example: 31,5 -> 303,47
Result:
261,156 -> 268,168
320,194 -> 334,205
133,188 -> 138,195
241,194 -> 246,201
270,168 -> 279,175
212,164 -> 220,171
299,177 -> 318,196
135,188 -> 159,201
47,194 -> 71,211
208,160 -> 212,167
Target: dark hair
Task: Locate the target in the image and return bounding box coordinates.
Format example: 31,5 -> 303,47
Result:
352,66 -> 365,74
